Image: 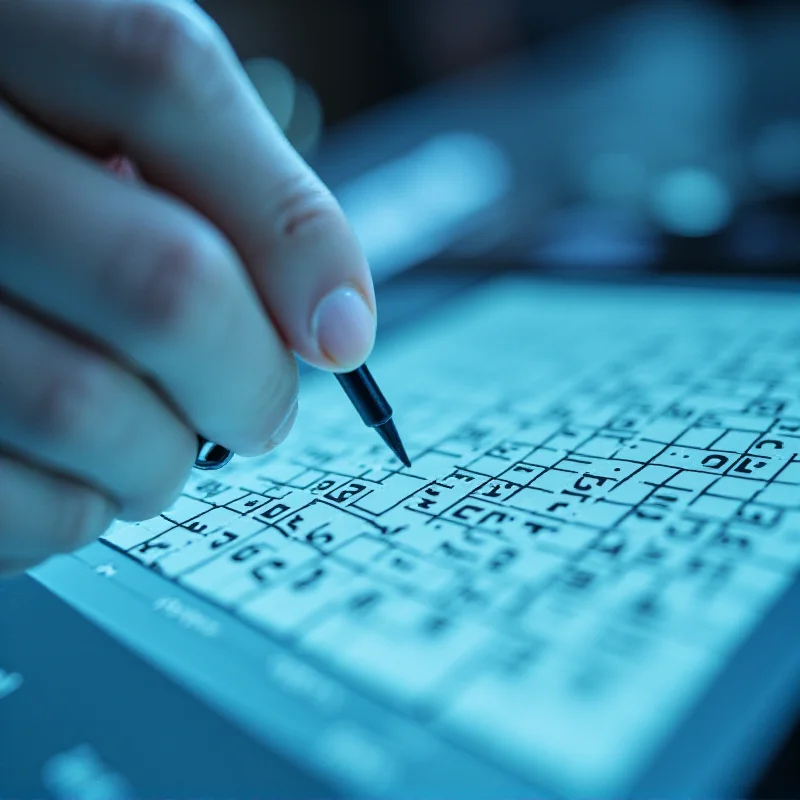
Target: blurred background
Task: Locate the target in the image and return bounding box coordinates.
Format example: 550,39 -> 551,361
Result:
196,0 -> 800,281
198,2 -> 799,793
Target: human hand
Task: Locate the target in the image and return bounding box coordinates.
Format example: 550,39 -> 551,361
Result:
0,0 -> 376,575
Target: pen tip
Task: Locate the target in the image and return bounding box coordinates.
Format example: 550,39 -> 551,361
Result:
375,419 -> 411,468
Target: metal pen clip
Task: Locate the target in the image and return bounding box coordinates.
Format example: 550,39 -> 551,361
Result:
195,436 -> 233,470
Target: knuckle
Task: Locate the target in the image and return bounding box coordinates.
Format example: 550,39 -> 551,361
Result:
55,489 -> 115,554
119,232 -> 226,336
272,172 -> 341,245
107,1 -> 229,100
27,359 -> 110,445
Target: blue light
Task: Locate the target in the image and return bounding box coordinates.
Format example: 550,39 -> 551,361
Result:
650,168 -> 732,237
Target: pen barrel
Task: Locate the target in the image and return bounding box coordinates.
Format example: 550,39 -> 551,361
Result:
336,365 -> 392,427
195,436 -> 234,470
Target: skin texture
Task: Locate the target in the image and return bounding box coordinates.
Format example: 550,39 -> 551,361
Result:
0,0 -> 377,575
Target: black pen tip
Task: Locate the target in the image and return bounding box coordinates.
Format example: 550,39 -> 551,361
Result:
375,419 -> 411,468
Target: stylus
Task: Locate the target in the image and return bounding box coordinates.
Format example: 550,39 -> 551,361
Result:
334,364 -> 411,468
195,364 -> 411,470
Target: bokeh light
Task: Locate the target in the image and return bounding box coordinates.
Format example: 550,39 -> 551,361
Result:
650,167 -> 732,237
244,57 -> 296,131
283,79 -> 324,157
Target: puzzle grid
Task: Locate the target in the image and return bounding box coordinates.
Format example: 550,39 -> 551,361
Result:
100,282 -> 800,793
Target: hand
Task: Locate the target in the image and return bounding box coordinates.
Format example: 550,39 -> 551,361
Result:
0,0 -> 376,575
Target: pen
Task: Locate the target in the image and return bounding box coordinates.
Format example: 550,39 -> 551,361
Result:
101,155 -> 410,472
194,364 -> 411,470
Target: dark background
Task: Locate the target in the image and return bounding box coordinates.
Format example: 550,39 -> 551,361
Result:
197,0 -> 786,125
195,0 -> 800,280
198,0 -> 642,125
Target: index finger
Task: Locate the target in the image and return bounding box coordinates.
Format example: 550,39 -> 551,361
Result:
0,0 -> 376,370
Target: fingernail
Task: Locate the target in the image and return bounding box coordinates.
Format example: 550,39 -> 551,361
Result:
268,399 -> 299,449
312,286 -> 376,368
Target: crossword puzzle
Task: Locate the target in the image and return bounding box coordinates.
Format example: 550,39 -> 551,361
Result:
99,281 -> 800,794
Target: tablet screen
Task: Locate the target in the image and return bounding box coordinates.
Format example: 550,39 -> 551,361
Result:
34,276 -> 800,797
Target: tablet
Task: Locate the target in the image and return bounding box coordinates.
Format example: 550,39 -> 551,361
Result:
4,267 -> 800,798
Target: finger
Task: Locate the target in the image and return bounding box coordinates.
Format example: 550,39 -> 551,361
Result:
0,557 -> 44,578
0,450 -> 117,560
0,103 -> 298,456
105,153 -> 139,181
0,297 -> 196,521
0,0 -> 376,371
